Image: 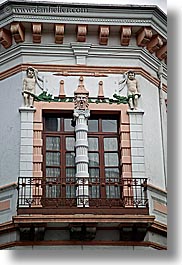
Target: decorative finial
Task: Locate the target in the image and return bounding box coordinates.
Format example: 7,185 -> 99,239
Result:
98,80 -> 104,99
59,80 -> 66,98
74,76 -> 89,95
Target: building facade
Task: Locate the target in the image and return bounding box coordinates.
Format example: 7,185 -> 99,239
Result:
0,0 -> 167,250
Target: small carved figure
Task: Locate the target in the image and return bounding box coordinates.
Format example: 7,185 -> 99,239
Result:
74,94 -> 89,110
127,71 -> 141,110
119,70 -> 141,110
22,66 -> 43,107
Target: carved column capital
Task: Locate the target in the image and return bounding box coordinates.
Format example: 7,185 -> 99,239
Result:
73,109 -> 90,118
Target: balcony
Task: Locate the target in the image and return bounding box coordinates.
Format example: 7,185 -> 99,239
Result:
17,177 -> 149,215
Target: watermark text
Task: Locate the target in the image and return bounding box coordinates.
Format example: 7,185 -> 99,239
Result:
3,5 -> 89,14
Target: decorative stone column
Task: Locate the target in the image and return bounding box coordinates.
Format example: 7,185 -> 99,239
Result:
19,107 -> 36,178
73,76 -> 90,207
127,109 -> 146,178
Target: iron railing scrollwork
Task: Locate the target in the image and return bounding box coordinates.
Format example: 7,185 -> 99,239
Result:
17,177 -> 148,209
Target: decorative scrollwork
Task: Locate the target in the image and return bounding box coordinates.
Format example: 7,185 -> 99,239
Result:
25,198 -> 35,207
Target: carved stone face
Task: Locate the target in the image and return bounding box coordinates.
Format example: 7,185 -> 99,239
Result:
75,94 -> 88,110
27,68 -> 35,78
128,72 -> 135,80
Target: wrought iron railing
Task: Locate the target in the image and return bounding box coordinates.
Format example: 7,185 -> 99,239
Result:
17,177 -> 148,212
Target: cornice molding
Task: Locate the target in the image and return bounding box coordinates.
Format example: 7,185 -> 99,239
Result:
0,2 -> 167,38
1,16 -> 167,40
0,182 -> 17,192
0,43 -> 167,80
0,221 -> 16,234
0,43 -> 73,67
150,220 -> 167,234
148,183 -> 167,196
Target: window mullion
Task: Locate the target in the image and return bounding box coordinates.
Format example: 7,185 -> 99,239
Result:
99,134 -> 106,198
61,135 -> 66,198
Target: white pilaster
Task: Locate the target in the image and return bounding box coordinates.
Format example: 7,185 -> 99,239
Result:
19,107 -> 36,178
127,109 -> 146,178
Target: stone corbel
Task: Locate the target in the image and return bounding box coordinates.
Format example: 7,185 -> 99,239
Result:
32,23 -> 42,43
99,26 -> 109,45
77,25 -> 87,42
136,27 -> 153,47
147,34 -> 163,53
0,28 -> 12,49
55,24 -> 64,44
10,22 -> 25,43
120,26 -> 132,46
156,43 -> 167,60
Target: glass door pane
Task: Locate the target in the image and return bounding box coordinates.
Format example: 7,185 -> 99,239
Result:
46,137 -> 60,150
66,168 -> 76,198
102,119 -> 117,132
45,118 -> 60,131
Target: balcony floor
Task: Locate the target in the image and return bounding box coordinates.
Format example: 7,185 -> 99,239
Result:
17,206 -> 149,215
14,213 -> 155,226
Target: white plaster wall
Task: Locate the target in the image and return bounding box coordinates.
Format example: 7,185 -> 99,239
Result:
0,73 -> 23,186
139,76 -> 166,189
33,72 -> 127,98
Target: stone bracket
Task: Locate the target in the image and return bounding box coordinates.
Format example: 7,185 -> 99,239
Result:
32,23 -> 42,43
0,28 -> 12,48
10,22 -> 25,43
120,26 -> 132,46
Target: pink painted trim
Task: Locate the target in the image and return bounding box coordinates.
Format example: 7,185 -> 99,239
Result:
33,102 -> 132,179
0,200 -> 10,211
